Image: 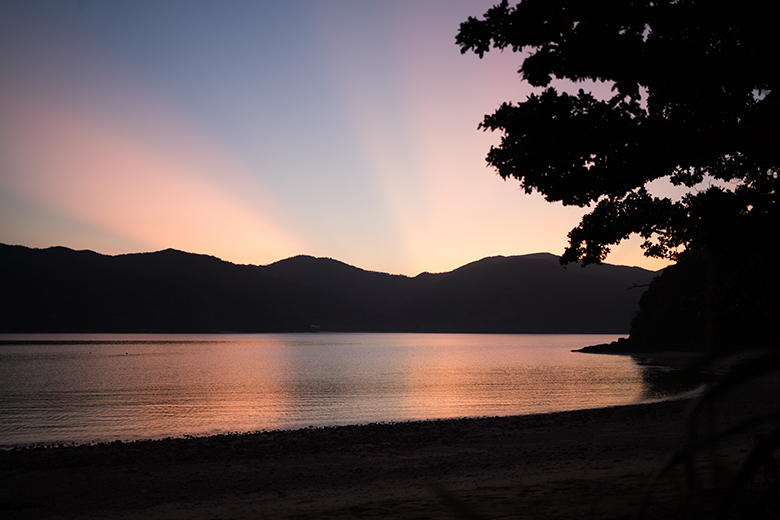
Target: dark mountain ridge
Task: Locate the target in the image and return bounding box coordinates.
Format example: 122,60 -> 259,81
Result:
0,244 -> 658,333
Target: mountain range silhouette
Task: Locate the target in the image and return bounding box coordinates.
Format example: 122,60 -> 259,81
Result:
0,244 -> 658,333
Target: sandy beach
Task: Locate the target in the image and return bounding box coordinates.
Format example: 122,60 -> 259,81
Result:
2,362 -> 778,520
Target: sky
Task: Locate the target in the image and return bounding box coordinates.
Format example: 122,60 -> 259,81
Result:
0,0 -> 670,275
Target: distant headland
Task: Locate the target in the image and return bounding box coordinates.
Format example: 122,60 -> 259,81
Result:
0,244 -> 658,334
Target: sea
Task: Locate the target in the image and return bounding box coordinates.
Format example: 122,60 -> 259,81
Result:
0,333 -> 670,448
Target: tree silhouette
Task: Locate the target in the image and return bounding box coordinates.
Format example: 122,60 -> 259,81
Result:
458,6 -> 780,515
457,0 -> 779,266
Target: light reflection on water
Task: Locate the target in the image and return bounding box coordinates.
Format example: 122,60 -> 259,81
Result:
0,333 -> 656,447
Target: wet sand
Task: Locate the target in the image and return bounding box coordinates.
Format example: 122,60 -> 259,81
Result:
2,365 -> 777,519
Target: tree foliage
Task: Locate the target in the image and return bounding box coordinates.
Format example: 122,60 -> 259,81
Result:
457,0 -> 780,265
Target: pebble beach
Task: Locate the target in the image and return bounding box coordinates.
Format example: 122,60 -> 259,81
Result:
2,356 -> 777,520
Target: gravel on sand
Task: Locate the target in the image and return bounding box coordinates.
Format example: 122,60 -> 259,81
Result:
2,364 -> 777,520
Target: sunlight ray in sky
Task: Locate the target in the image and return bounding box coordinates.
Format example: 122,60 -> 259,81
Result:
1,78 -> 303,263
0,0 -> 669,274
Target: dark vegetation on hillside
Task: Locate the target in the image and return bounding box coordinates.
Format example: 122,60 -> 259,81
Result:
458,0 -> 779,353
0,243 -> 656,333
458,1 -> 780,515
577,246 -> 780,354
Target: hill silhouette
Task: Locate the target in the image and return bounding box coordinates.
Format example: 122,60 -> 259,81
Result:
0,244 -> 657,333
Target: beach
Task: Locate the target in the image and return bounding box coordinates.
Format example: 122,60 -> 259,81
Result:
3,361 -> 778,520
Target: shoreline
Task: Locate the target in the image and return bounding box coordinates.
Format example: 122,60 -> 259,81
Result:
0,384 -> 695,451
2,385 -> 772,520
3,345 -> 776,519
0,396 -> 685,452
0,400 -> 688,519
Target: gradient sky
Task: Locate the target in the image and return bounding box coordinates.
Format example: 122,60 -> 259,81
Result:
0,0 -> 670,275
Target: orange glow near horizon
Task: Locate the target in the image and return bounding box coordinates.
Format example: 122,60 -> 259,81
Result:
313,9 -> 670,275
1,88 -> 303,266
0,1 -> 671,275
0,78 -> 670,273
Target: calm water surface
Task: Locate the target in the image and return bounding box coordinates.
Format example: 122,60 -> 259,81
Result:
0,333 -> 660,447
